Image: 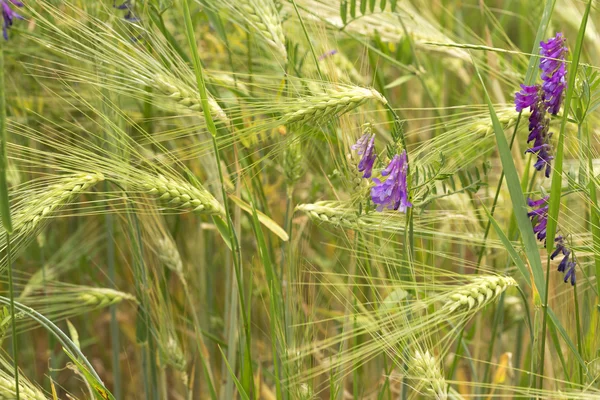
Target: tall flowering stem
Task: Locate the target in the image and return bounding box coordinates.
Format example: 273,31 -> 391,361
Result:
0,29 -> 18,400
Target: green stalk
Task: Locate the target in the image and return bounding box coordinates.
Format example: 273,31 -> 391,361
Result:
0,40 -> 17,400
130,208 -> 158,400
0,32 -> 13,234
6,235 -> 17,399
540,0 -> 591,387
106,205 -> 120,400
475,0 -> 556,270
181,1 -> 254,396
573,279 -> 583,385
583,120 -> 600,305
289,0 -> 323,80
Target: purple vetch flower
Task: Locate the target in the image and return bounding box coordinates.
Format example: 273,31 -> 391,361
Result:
1,0 -> 24,41
515,84 -> 539,112
371,150 -> 411,212
519,86 -> 554,178
540,33 -> 568,115
563,261 -> 576,285
527,196 -> 549,241
352,133 -> 376,178
552,236 -> 576,285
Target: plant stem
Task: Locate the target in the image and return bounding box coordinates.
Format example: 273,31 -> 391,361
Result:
6,234 -> 18,399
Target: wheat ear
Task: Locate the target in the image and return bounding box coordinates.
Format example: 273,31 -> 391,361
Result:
282,86 -> 387,125
411,350 -> 448,400
443,275 -> 516,313
15,173 -> 104,234
139,173 -> 225,216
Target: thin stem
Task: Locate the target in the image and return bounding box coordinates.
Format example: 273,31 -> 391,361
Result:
181,1 -> 253,396
573,280 -> 583,385
289,0 -> 323,80
6,234 -> 18,399
0,35 -> 16,399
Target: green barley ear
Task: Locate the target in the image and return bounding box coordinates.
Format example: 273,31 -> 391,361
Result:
139,173 -> 225,216
15,172 -> 104,234
410,350 -> 448,400
203,0 -> 287,62
0,373 -> 46,400
296,201 -> 363,229
284,137 -> 304,191
156,236 -> 184,277
443,275 -> 516,313
159,335 -> 188,385
78,288 -> 137,308
282,85 -> 387,125
154,74 -> 230,124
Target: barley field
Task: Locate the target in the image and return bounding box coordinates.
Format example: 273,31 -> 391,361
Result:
0,0 -> 597,399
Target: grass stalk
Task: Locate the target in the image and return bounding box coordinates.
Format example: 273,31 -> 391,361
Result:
0,38 -> 17,400
181,1 -> 254,396
540,0 -> 591,387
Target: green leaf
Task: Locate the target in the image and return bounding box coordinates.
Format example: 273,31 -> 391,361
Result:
340,0 -> 348,24
383,74 -> 415,89
360,0 -> 367,15
545,0 -> 591,268
483,206 -> 531,288
229,194 -> 289,241
66,320 -> 80,350
548,309 -> 589,377
212,215 -> 233,251
472,57 -> 546,301
219,347 -> 250,400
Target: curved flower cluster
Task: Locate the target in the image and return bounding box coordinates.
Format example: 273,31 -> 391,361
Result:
1,0 -> 23,41
371,150 -> 412,212
514,33 -> 568,179
527,196 -> 576,286
516,85 -> 553,178
540,33 -> 568,115
351,134 -> 411,213
527,196 -> 549,241
516,33 -> 576,285
351,133 -> 376,178
552,236 -> 576,285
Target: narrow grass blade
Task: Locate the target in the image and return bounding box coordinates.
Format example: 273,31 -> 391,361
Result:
219,347 -> 250,400
483,205 -> 531,287
545,0 -> 591,263
472,57 -> 545,301
0,41 -> 12,233
229,194 -> 289,241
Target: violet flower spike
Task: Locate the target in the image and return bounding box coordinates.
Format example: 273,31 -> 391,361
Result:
527,196 -> 549,242
1,0 -> 24,41
540,33 -> 568,115
514,84 -> 539,112
352,133 -> 376,179
371,150 -> 411,212
521,87 -> 554,178
563,261 -> 576,286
